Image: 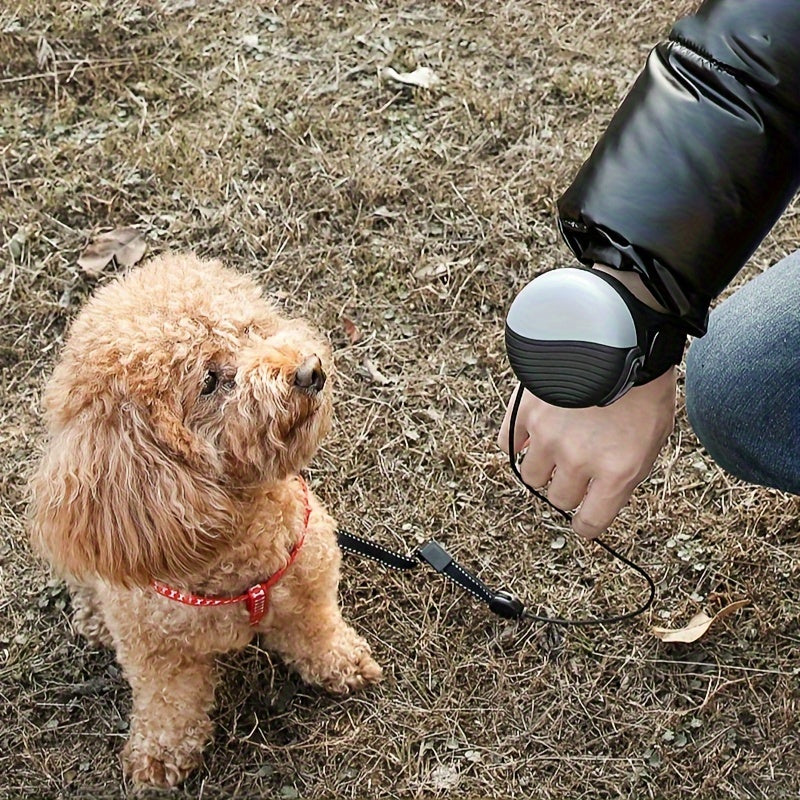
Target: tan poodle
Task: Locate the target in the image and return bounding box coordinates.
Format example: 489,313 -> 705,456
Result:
29,253 -> 382,788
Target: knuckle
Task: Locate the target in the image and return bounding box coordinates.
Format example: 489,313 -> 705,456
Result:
602,461 -> 641,486
573,516 -> 607,539
520,459 -> 551,488
557,456 -> 587,477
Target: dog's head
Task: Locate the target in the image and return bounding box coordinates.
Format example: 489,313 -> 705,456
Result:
29,253 -> 333,585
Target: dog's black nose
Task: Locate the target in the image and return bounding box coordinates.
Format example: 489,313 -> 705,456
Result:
294,355 -> 326,393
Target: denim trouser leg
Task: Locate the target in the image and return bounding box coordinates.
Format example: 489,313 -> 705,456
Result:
685,251 -> 800,494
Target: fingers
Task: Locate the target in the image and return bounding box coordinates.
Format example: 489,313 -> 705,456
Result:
546,466 -> 591,514
519,450 -> 556,491
571,478 -> 636,540
497,371 -> 676,541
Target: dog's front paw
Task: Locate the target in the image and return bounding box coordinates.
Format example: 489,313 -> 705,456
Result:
318,640 -> 383,695
122,737 -> 204,788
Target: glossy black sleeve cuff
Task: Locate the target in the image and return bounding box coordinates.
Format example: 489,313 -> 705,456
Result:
557,0 -> 800,335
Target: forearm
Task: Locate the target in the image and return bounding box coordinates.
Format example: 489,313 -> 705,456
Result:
558,0 -> 800,334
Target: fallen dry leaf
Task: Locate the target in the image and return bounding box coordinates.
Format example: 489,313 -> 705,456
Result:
341,316 -> 362,345
429,763 -> 459,792
651,600 -> 749,643
381,66 -> 440,89
78,227 -> 147,276
413,263 -> 449,279
372,205 -> 401,219
361,356 -> 391,385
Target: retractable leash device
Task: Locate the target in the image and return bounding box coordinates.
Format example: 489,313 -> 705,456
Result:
337,267 -> 678,627
505,267 -> 685,408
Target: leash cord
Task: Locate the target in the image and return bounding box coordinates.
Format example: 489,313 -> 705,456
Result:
508,383 -> 655,626
337,385 -> 656,627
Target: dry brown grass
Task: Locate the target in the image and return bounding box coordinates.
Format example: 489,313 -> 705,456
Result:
2,1 -> 800,798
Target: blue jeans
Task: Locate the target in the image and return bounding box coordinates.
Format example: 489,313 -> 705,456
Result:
685,250 -> 800,494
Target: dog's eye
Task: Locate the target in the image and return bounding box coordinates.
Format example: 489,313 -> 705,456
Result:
201,370 -> 219,396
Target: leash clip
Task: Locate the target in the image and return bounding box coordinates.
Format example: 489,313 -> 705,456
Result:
489,590 -> 524,620
338,532 -> 527,621
416,539 -> 524,620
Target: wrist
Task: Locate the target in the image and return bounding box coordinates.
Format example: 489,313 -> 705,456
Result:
592,264 -> 669,313
591,264 -> 685,386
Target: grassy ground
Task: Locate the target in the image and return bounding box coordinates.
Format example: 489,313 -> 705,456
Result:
2,1 -> 800,798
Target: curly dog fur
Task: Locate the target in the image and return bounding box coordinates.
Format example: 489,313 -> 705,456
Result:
29,253 -> 382,787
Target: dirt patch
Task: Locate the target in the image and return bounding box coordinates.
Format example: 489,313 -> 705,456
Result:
2,1 -> 799,798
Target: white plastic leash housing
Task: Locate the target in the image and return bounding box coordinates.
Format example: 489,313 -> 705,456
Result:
506,268 -> 638,347
505,268 -> 644,407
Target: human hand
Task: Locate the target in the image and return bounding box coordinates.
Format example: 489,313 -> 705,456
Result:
498,367 -> 677,538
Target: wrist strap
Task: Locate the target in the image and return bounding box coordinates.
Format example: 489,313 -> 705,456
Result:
587,268 -> 687,384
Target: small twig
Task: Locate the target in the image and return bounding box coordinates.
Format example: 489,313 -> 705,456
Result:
0,59 -> 137,85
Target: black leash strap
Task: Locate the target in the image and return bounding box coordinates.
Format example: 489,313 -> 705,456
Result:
337,530 -> 417,571
337,531 -> 524,619
337,384 -> 656,627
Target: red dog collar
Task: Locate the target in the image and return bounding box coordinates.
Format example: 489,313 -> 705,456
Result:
152,475 -> 311,626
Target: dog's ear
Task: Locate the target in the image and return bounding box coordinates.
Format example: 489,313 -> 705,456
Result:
29,402 -> 235,587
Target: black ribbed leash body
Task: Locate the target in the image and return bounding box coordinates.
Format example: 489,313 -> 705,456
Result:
337,384 -> 655,626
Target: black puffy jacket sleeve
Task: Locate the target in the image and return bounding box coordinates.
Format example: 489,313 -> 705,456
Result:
557,0 -> 800,335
